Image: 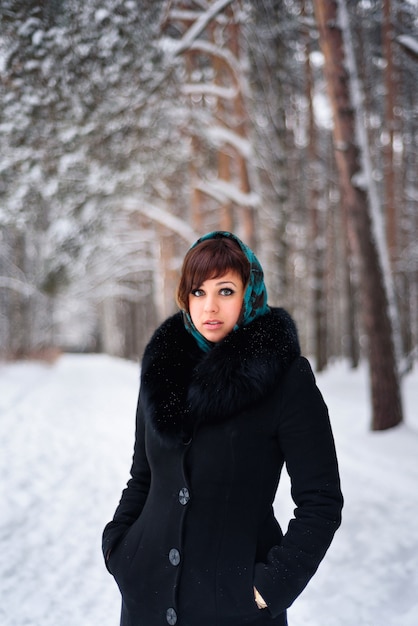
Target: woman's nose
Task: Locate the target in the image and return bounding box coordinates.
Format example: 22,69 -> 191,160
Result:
204,296 -> 218,312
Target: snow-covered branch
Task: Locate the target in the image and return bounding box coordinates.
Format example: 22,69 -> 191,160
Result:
182,83 -> 238,100
188,40 -> 241,80
396,35 -> 418,58
120,199 -> 199,244
165,0 -> 235,57
195,179 -> 259,207
205,125 -> 252,159
0,277 -> 38,297
168,9 -> 223,23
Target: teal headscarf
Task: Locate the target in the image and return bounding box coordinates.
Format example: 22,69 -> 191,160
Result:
182,231 -> 270,352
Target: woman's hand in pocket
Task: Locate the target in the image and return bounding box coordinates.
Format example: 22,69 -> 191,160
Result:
254,587 -> 267,609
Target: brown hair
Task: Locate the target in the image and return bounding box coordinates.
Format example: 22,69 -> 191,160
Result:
176,236 -> 250,311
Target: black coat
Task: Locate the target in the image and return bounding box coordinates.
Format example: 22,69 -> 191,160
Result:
103,308 -> 343,626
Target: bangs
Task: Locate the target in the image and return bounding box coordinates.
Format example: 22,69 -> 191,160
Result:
189,245 -> 240,289
176,237 -> 250,311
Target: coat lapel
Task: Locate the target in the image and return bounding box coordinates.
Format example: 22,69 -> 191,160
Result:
140,308 -> 300,445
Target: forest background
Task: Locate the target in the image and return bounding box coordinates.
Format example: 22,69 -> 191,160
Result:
1,0 -> 417,430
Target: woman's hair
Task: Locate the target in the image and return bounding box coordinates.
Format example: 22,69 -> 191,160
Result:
176,236 -> 250,311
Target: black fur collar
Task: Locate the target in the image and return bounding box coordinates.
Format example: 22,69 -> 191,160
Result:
140,307 -> 300,445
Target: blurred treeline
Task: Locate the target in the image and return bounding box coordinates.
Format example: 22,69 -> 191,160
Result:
1,0 -> 417,381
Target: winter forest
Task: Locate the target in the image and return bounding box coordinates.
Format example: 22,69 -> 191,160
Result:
1,0 -> 417,430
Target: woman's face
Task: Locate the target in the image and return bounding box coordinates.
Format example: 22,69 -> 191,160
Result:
188,270 -> 245,343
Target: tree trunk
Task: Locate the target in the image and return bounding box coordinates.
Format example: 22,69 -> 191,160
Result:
304,3 -> 328,371
229,14 -> 256,249
312,0 -> 403,430
212,20 -> 234,233
169,1 -> 256,246
383,0 -> 398,269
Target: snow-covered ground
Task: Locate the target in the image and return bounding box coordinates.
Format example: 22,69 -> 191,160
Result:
0,353 -> 417,626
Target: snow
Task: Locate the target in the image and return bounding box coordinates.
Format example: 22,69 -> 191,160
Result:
95,9 -> 111,24
182,82 -> 238,100
195,178 -> 259,207
188,40 -> 241,79
337,0 -> 403,367
397,35 -> 418,56
0,277 -> 38,297
0,353 -> 417,626
120,198 -> 199,245
166,0 -> 235,58
206,125 -> 253,158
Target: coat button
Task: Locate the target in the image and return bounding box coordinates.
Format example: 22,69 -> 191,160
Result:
166,607 -> 177,625
178,487 -> 190,505
169,548 -> 180,566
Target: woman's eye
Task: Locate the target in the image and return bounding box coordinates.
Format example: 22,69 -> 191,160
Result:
191,289 -> 204,297
220,288 -> 234,296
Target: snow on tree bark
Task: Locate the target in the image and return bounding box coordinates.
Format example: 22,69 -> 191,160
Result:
312,0 -> 403,430
163,0 -> 258,247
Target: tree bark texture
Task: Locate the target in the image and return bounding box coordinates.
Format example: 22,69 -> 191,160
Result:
304,3 -> 328,371
383,0 -> 398,269
312,0 -> 403,430
168,1 -> 255,247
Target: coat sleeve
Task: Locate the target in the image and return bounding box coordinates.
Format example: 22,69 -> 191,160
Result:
253,356 -> 343,617
102,394 -> 151,565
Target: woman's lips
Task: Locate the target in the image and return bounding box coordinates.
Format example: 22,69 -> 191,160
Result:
203,320 -> 223,329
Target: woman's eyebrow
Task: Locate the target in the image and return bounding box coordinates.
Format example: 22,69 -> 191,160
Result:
215,280 -> 237,286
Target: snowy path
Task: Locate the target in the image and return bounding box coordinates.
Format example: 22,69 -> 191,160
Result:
0,354 -> 417,626
0,355 -> 138,626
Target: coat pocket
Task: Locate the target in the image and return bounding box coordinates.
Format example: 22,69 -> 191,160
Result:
108,515 -> 145,585
215,555 -> 263,621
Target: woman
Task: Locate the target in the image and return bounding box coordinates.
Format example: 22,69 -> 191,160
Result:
103,231 -> 343,626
